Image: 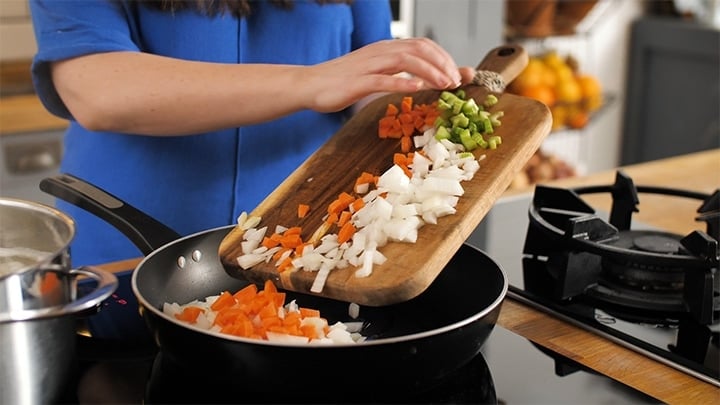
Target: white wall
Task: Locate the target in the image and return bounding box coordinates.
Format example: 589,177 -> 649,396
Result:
0,0 -> 36,61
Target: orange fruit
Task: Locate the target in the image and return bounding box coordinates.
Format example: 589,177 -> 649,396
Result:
576,74 -> 603,111
510,58 -> 545,92
555,78 -> 582,104
567,109 -> 589,129
550,105 -> 568,130
519,85 -> 556,107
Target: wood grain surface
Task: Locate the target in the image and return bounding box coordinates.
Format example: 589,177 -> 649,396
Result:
219,46 -> 552,306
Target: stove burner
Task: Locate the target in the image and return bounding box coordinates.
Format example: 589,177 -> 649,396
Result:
521,170 -> 720,383
632,233 -> 682,254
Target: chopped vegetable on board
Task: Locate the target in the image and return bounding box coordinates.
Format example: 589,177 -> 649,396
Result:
232,90 -> 504,294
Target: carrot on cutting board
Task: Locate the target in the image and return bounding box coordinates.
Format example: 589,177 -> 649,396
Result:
297,203 -> 310,218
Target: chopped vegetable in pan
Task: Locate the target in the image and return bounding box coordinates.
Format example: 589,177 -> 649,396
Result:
163,280 -> 365,344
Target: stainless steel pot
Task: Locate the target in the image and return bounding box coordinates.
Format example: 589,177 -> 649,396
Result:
0,198 -> 118,405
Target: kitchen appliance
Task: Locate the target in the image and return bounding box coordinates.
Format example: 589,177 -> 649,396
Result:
0,198 -> 118,405
515,170 -> 719,386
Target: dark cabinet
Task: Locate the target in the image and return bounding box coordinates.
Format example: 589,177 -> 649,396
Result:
621,17 -> 719,165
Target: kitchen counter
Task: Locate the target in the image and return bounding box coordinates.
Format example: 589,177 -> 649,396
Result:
0,93 -> 68,135
96,149 -> 720,404
0,60 -> 68,135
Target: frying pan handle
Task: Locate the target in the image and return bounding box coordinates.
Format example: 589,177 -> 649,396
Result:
40,174 -> 181,255
473,44 -> 529,92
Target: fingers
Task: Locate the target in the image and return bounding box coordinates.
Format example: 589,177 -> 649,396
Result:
379,38 -> 462,89
340,38 -> 461,90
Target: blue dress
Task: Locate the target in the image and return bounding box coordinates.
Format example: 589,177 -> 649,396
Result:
29,0 -> 392,265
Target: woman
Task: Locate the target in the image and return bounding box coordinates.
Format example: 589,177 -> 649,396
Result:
29,0 -> 475,265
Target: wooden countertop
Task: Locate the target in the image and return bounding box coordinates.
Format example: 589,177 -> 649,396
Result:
0,60 -> 68,135
96,151 -> 720,403
0,93 -> 68,135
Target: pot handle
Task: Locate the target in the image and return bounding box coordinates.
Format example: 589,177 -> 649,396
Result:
40,174 -> 181,254
0,266 -> 118,323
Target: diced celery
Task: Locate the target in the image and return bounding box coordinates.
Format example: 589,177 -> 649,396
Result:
461,98 -> 479,116
437,99 -> 452,111
434,116 -> 449,128
434,125 -> 451,140
459,129 -> 478,151
471,132 -> 488,149
484,94 -> 498,107
450,113 -> 470,129
490,111 -> 504,127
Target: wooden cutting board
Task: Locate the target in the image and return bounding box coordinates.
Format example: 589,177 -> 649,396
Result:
219,45 -> 552,306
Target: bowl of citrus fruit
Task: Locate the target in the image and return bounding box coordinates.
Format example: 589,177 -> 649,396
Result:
507,50 -> 603,131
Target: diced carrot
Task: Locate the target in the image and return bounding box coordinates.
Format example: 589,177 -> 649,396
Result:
398,112 -> 413,124
325,211 -> 339,226
233,283 -> 258,303
295,242 -> 310,256
337,221 -> 357,244
175,306 -> 204,323
378,115 -> 396,128
337,210 -> 352,227
215,307 -> 248,327
393,153 -> 407,166
385,103 -> 399,116
400,123 -> 415,138
400,96 -> 413,113
261,316 -> 282,329
297,203 -> 310,219
283,311 -> 302,326
400,135 -> 413,153
272,247 -> 291,262
279,233 -> 303,249
261,236 -> 279,249
263,279 -> 277,294
350,198 -> 365,213
283,226 -> 302,236
210,291 -> 236,311
299,307 -> 321,318
300,324 -> 319,339
327,192 -> 355,216
277,256 -> 295,272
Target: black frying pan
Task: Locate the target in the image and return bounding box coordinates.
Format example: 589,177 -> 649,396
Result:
41,174 -> 507,402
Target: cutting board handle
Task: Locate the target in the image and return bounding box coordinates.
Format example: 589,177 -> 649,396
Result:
473,44 -> 528,92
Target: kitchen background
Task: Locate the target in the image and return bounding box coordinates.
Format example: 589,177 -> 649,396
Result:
2,0 -> 718,204
1,1 -> 718,404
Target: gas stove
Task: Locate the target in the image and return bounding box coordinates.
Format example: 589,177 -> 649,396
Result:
519,171 -> 719,386
473,170 -> 719,392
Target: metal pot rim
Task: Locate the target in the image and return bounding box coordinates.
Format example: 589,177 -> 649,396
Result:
0,197 -> 75,278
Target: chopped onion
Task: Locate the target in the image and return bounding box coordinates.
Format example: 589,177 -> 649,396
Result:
234,124 -> 488,292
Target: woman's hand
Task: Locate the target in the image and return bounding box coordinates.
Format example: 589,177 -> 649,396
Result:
304,38 -> 476,113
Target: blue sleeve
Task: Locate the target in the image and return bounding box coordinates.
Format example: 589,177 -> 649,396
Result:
28,0 -> 141,119
351,0 -> 393,50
